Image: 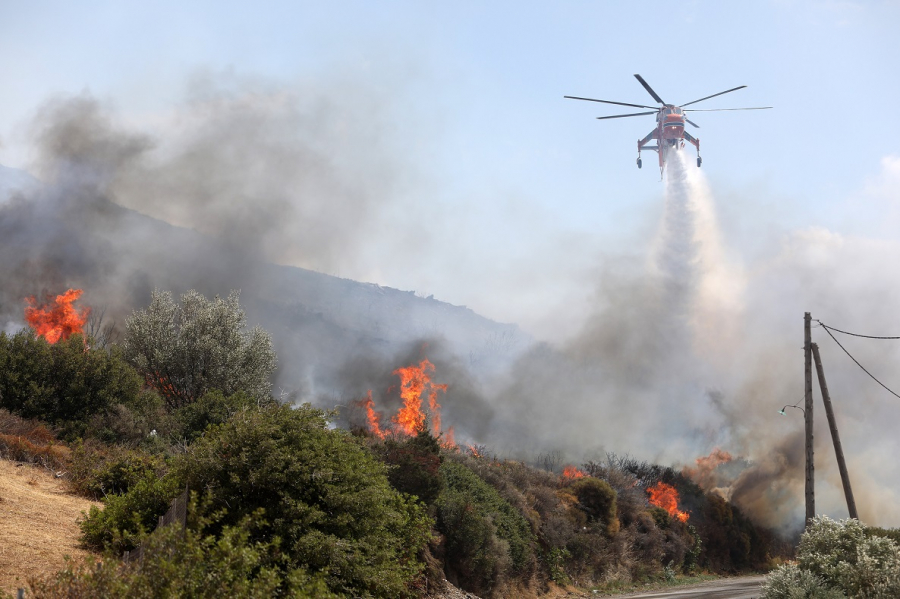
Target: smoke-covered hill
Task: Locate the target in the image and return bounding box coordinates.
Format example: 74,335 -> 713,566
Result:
0,163 -> 528,405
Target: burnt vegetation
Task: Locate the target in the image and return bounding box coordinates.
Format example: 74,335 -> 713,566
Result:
0,290 -> 797,598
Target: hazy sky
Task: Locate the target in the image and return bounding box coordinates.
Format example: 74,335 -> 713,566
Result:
5,1 -> 900,528
1,0 -> 899,339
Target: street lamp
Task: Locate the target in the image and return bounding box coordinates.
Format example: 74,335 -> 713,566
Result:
778,404 -> 805,416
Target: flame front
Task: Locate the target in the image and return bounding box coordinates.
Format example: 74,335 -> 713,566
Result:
392,358 -> 448,437
683,448 -> 733,490
358,357 -> 454,447
563,465 -> 587,479
357,390 -> 386,439
647,482 -> 689,522
24,289 -> 91,344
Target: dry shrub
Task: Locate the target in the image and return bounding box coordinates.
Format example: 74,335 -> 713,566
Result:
0,409 -> 70,470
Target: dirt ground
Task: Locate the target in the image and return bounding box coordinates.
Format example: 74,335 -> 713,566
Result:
0,459 -> 100,595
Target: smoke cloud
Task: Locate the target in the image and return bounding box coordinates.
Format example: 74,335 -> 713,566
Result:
480,149 -> 900,532
4,77 -> 900,533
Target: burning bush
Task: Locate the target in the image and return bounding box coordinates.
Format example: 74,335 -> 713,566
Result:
123,289 -> 276,410
24,288 -> 91,344
355,357 -> 456,447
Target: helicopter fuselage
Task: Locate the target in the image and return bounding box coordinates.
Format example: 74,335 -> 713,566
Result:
638,105 -> 700,175
565,74 -> 769,177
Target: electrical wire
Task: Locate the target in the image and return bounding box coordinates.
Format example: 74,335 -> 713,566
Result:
816,320 -> 900,340
819,324 -> 900,400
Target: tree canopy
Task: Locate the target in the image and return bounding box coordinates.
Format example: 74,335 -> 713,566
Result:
123,289 -> 276,409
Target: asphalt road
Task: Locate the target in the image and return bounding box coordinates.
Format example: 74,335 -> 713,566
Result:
617,575 -> 766,599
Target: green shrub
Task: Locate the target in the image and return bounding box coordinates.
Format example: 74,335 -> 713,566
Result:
123,289 -> 276,410
760,564 -> 844,599
34,513 -> 340,598
798,516 -> 900,598
174,403 -> 432,598
69,440 -> 167,498
172,390 -> 264,441
436,460 -> 535,595
569,477 -> 618,536
867,526 -> 900,547
80,471 -> 181,553
0,408 -> 70,469
375,429 -> 444,506
0,330 -> 143,439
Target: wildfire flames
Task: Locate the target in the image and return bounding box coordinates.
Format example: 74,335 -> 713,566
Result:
562,465 -> 587,479
356,358 -> 455,447
683,448 -> 733,490
24,289 -> 91,344
647,482 -> 689,522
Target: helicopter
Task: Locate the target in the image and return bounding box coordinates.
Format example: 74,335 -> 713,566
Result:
565,74 -> 771,176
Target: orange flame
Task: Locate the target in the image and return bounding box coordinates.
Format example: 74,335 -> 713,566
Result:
392,359 -> 448,437
356,390 -> 386,439
358,358 -> 455,447
648,482 -> 689,522
683,448 -> 733,490
24,289 -> 91,344
563,465 -> 587,479
442,426 -> 456,449
468,444 -> 483,458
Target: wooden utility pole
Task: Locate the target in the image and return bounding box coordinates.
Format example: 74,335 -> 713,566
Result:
811,343 -> 859,519
804,312 -> 815,526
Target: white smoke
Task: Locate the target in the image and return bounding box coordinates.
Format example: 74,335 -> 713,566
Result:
491,148 -> 900,531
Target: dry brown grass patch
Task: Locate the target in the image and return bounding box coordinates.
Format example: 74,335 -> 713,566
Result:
0,459 -> 100,595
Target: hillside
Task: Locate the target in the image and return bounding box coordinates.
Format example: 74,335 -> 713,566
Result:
0,165 -> 529,400
0,460 -> 99,595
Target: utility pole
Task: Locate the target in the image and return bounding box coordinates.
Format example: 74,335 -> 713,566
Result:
804,312 -> 815,526
811,343 -> 859,519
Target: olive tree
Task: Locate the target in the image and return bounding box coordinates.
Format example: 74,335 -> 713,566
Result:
123,289 -> 276,410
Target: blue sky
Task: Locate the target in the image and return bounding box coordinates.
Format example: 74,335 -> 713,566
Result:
2,0 -> 899,338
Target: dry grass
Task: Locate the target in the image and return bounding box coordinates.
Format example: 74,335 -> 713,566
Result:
0,459 -> 100,595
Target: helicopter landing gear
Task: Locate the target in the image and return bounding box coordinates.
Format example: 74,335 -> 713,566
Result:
637,157 -> 642,169
697,156 -> 702,168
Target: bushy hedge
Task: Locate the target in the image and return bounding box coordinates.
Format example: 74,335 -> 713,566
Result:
175,403 -> 432,598
80,403 -> 432,598
436,460 -> 536,595
69,440 -> 167,498
374,429 -> 444,507
762,516 -> 900,599
0,330 -> 143,439
123,289 -> 277,410
35,513 -> 339,598
569,477 -> 619,536
80,470 -> 181,553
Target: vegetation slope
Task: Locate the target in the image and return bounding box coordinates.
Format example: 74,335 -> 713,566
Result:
0,289 -> 791,598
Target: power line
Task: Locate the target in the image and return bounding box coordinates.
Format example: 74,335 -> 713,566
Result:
816,320 -> 900,340
819,324 -> 900,400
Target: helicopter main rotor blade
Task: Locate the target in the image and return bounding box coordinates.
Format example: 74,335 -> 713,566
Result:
634,74 -> 665,105
685,118 -> 700,128
681,85 -> 747,107
595,111 -> 658,120
564,95 -> 657,109
684,107 -> 772,111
